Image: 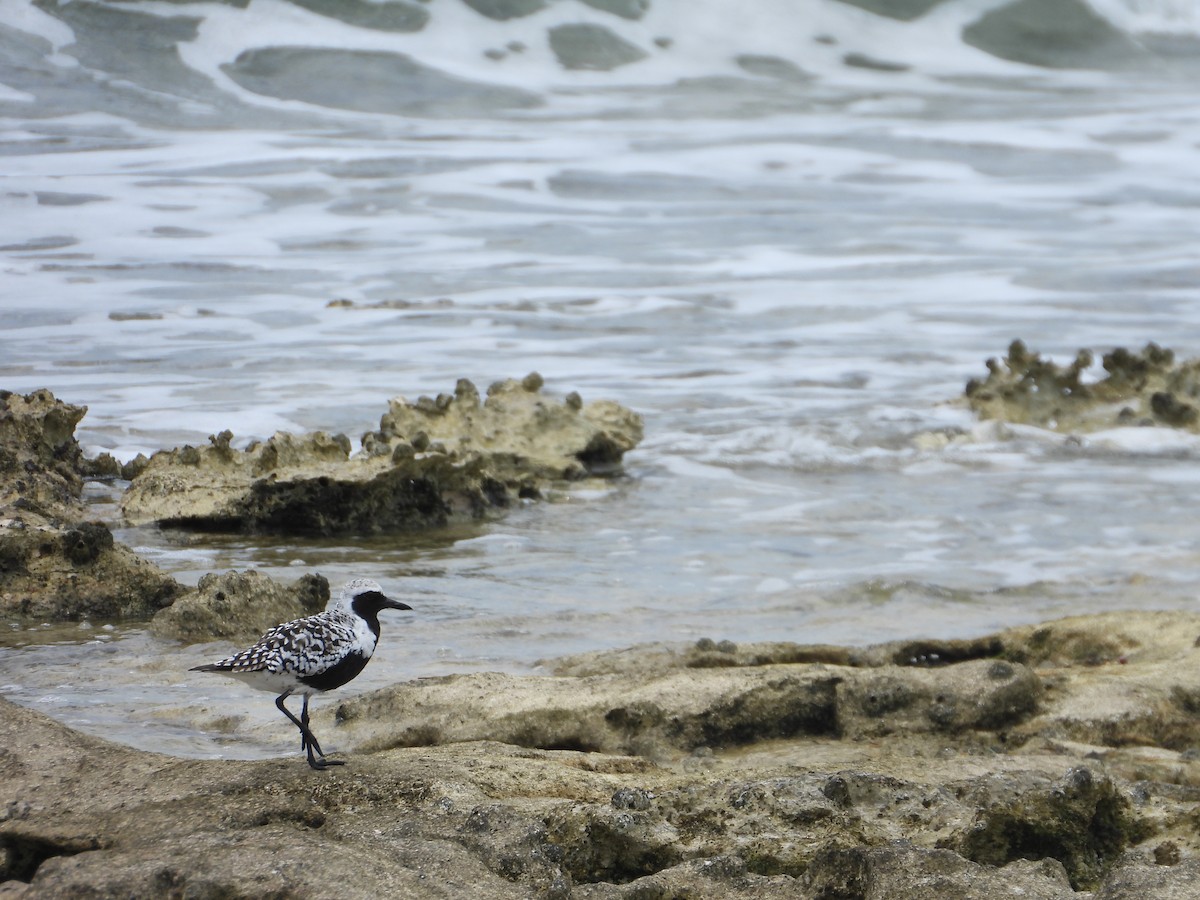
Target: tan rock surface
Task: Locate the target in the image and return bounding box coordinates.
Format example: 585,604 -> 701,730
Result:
150,569 -> 331,644
964,340 -> 1200,433
0,389 -> 179,620
120,376 -> 643,535
3,611 -> 1185,897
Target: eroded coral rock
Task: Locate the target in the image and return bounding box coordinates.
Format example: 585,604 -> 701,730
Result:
150,569 -> 329,644
965,339 -> 1200,433
9,610 -> 1200,898
335,667 -> 843,758
0,389 -> 179,620
121,376 -> 643,535
0,518 -> 178,620
0,388 -> 88,521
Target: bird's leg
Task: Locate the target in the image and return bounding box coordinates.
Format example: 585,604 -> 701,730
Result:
276,693 -> 343,770
300,694 -> 342,764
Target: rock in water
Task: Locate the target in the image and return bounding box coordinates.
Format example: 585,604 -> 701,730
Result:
0,389 -> 179,620
964,339 -> 1200,433
121,375 -> 643,535
151,570 -> 330,644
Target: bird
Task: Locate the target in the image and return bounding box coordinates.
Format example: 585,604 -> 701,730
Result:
190,577 -> 412,770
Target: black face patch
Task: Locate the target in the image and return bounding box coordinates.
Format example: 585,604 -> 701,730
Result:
350,591 -> 390,637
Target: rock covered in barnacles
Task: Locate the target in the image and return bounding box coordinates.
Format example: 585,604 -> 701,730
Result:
120,376 -> 643,535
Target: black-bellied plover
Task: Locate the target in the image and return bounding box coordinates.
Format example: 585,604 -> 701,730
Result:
191,577 -> 412,770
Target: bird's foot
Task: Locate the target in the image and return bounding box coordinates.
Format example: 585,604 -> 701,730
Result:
300,728 -> 328,759
307,753 -> 346,771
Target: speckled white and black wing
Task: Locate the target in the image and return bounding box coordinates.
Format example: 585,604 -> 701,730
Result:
203,612 -> 362,678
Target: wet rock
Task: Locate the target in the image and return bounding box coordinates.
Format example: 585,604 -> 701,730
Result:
150,570 -> 329,644
121,377 -> 642,535
0,389 -> 180,620
0,518 -> 179,620
554,611 -> 1200,768
963,339 -> 1200,433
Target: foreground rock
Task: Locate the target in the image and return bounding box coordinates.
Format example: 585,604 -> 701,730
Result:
121,375 -> 643,535
0,390 -> 179,620
7,611 -> 1200,898
964,340 -> 1200,433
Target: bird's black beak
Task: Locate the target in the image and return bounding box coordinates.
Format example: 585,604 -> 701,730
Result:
384,597 -> 413,611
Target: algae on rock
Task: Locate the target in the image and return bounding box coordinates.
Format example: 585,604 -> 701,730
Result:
121,375 -> 643,535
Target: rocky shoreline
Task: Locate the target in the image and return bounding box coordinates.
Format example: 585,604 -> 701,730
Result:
5,611 -> 1200,898
5,352 -> 1200,897
0,376 -> 641,623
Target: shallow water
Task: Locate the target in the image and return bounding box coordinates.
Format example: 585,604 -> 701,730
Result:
3,0 -> 1200,760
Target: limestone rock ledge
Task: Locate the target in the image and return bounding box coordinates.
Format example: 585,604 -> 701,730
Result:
0,390 -> 179,620
120,375 -> 643,535
7,611 -> 1200,898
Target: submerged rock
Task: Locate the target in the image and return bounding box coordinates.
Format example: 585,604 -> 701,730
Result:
0,389 -> 179,620
964,340 -> 1200,433
150,569 -> 329,644
121,376 -> 643,535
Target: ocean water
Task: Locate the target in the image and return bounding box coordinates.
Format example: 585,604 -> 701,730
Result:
3,0 -> 1200,759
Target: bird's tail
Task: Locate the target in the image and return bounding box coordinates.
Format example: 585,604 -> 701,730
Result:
190,663 -> 230,673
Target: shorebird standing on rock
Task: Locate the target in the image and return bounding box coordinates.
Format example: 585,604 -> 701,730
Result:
191,577 -> 412,770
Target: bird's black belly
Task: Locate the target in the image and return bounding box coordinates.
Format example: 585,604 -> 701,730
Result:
299,652 -> 370,692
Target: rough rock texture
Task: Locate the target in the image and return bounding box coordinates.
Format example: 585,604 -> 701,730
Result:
0,390 -> 179,620
121,375 -> 643,535
0,519 -> 179,620
150,569 -> 330,644
7,611 -> 1200,898
333,657 -> 1039,758
964,340 -> 1200,433
0,389 -> 87,522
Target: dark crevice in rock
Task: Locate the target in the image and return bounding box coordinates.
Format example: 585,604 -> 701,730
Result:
0,832 -> 101,883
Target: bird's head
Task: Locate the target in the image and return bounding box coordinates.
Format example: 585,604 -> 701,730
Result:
335,577 -> 413,618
